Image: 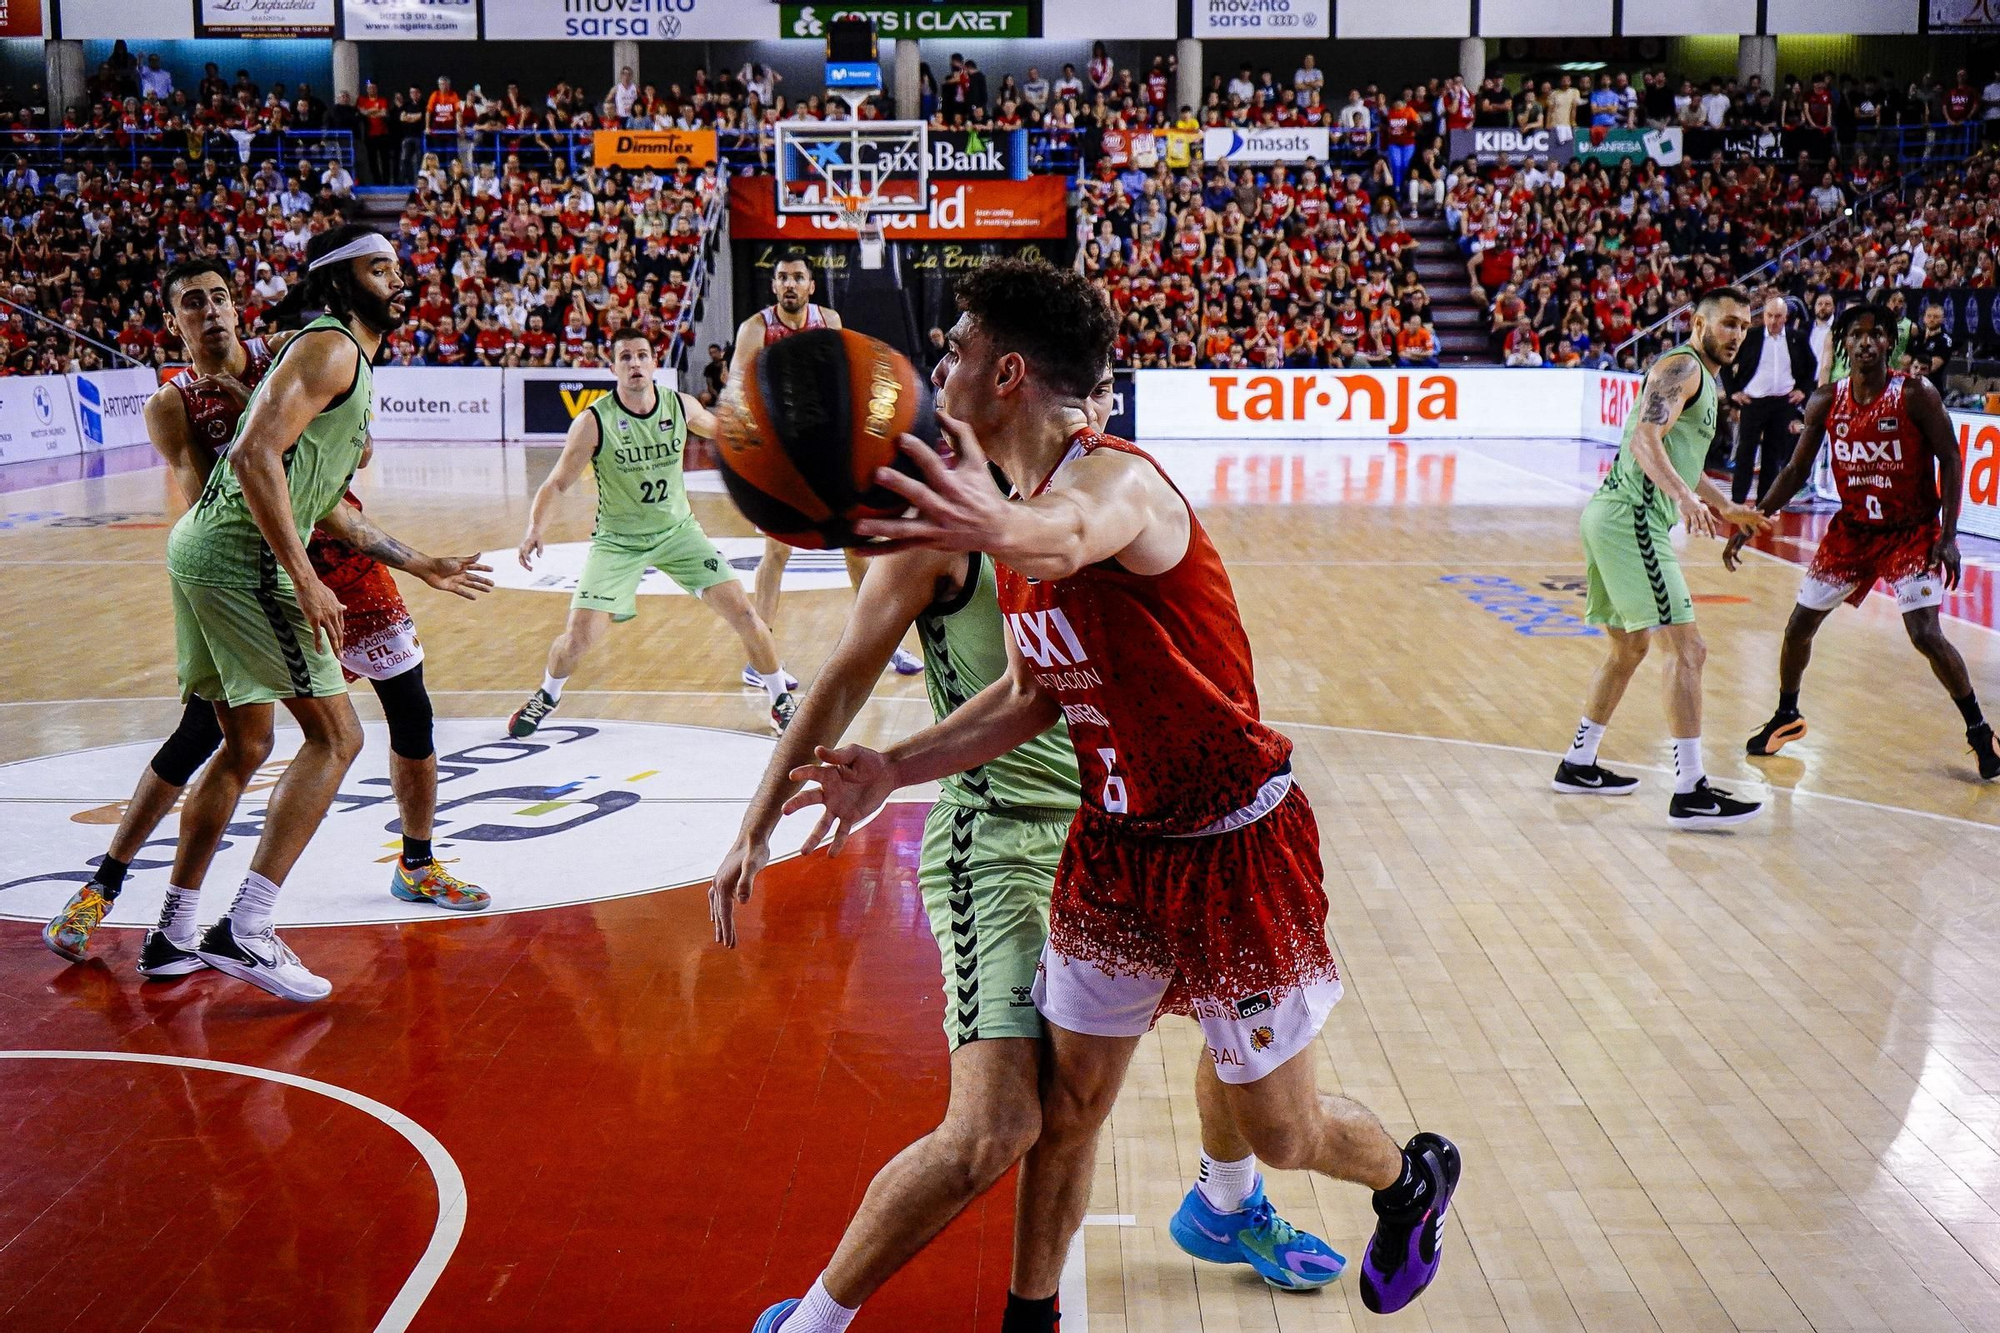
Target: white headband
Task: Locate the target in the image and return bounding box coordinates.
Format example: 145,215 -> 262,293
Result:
307,232 -> 397,272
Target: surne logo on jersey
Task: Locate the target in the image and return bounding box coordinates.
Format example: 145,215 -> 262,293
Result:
1007,607 -> 1088,669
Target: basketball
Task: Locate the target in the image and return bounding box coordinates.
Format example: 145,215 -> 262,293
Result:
717,328 -> 933,550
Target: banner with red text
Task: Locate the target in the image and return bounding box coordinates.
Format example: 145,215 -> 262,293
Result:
728,176 -> 1067,241
1957,410 -> 2000,542
1134,367 -> 1594,440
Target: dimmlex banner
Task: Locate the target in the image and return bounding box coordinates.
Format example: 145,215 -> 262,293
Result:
72,366 -> 156,452
1193,0 -> 1326,37
1957,410 -> 2000,542
1202,127 -> 1330,163
372,367 -> 504,442
1134,367 -> 1591,440
344,0 -> 478,39
592,128 -> 719,169
728,176 -> 1067,240
0,375 -> 80,463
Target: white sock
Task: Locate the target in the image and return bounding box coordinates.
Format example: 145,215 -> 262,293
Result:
1672,737 -> 1705,794
1565,717 -> 1606,767
160,885 -> 201,945
780,1276 -> 856,1333
226,870 -> 284,936
755,666 -> 791,704
541,672 -> 567,701
1196,1151 -> 1258,1213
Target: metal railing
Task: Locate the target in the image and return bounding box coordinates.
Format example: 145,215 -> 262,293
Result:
665,184 -> 727,376
0,128 -> 354,176
0,292 -> 143,369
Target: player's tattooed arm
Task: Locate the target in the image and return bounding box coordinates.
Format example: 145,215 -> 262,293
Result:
1637,351 -> 1697,426
318,502 -> 495,601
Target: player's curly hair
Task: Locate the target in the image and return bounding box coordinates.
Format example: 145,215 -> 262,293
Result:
953,259 -> 1117,400
1833,300 -> 1896,344
268,222 -> 388,329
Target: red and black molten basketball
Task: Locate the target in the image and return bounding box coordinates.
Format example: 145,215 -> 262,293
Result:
717,327 -> 933,550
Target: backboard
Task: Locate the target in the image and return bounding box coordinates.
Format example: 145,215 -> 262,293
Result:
773,120 -> 931,221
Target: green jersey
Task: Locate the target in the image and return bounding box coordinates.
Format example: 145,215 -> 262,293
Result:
166,316 -> 371,590
590,386 -> 690,543
1595,343 -> 1718,528
917,551 -> 1080,814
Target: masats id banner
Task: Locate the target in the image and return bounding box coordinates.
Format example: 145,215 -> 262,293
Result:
1202,127 -> 1330,164
483,0 -> 777,39
0,0 -> 42,37
1135,367 -> 1589,440
729,177 -> 1066,241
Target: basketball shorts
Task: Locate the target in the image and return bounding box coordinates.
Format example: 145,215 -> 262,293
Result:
171,575 -> 349,708
333,560 -> 423,683
918,800 -> 1074,1050
1798,517 -> 1943,612
572,520 -> 734,622
1031,783 -> 1343,1086
1579,496 -> 1694,632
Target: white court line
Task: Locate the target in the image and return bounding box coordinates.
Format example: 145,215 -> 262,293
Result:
0,689 -> 934,709
0,1049 -> 465,1333
1056,1214 -> 1141,1331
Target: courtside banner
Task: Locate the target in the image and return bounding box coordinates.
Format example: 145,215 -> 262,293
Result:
344,0 -> 478,39
506,368 -> 684,441
72,367 -> 155,452
593,129 -> 719,169
1134,368 -> 1587,440
483,0 -> 777,39
728,177 -> 1067,240
372,367 -> 503,443
0,375 -> 80,463
1956,410 -> 2000,542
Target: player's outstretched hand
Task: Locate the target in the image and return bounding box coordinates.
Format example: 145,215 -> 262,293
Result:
1719,501 -> 1773,536
852,411 -> 1011,554
421,555 -> 495,600
1676,493 -> 1723,540
783,744 -> 898,858
1932,533 -> 1963,591
518,530 -> 543,570
1722,528 -> 1751,571
296,574 -> 345,654
710,834 -> 769,949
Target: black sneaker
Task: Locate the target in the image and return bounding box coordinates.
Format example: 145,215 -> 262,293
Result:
1746,711 -> 1808,757
507,688 -> 560,739
1971,723 -> 2000,782
1551,760 -> 1639,795
1668,778 -> 1763,829
770,691 -> 798,735
137,927 -> 207,979
1359,1132 -> 1462,1314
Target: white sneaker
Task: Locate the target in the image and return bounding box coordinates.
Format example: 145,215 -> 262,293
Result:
193,917 -> 332,1003
888,647 -> 923,676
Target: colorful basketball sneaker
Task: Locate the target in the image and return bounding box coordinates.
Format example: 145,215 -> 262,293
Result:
1746,710 -> 1808,756
390,860 -> 491,912
43,885 -> 112,963
1168,1176 -> 1345,1290
1360,1132 -> 1461,1314
770,691 -> 798,735
507,688 -> 560,738
751,1299 -> 799,1331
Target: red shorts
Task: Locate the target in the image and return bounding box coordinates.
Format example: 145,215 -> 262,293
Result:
1043,783 -> 1339,1023
312,537 -> 422,683
1804,516 -> 1940,609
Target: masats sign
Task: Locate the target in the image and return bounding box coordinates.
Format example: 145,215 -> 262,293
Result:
1136,368 -> 1575,440
1958,410 -> 2000,543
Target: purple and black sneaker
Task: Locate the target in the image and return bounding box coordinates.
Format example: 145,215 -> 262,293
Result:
1359,1132 -> 1461,1314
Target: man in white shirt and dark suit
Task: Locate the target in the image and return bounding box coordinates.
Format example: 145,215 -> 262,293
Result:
1723,294 -> 1816,505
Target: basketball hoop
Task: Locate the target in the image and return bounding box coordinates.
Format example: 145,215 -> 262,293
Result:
839,195 -> 887,270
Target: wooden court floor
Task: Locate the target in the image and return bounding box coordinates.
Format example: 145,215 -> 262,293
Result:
3,438 -> 2000,1333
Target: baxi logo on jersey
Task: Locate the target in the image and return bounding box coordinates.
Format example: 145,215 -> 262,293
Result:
1007,607 -> 1105,691
1831,437 -> 1905,466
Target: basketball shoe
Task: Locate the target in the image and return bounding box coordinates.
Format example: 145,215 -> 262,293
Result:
137,926 -> 207,979
751,1300 -> 799,1331
507,688 -> 560,738
390,860 -> 491,911
43,885 -> 112,962
1667,778 -> 1762,829
194,918 -> 331,1003
742,665 -> 800,690
889,647 -> 923,676
1746,710 -> 1808,756
771,691 -> 798,735
1169,1175 -> 1345,1290
1972,723 -> 2000,781
1359,1132 -> 1461,1314
1550,760 -> 1639,794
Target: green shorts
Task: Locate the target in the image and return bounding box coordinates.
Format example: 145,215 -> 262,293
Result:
919,801 -> 1074,1050
572,520 -> 734,622
171,574 -> 349,707
1580,496 -> 1694,633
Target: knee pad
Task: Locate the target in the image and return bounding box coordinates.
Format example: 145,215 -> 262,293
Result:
372,663 -> 436,761
150,698 -> 224,786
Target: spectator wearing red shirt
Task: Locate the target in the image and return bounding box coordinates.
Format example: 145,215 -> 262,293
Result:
1942,69 -> 1977,125
355,80 -> 392,183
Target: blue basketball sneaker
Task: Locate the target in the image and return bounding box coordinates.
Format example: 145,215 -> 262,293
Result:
751,1299 -> 799,1331
1169,1176 -> 1345,1290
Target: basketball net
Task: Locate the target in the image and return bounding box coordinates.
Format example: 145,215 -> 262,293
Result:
841,195 -> 886,270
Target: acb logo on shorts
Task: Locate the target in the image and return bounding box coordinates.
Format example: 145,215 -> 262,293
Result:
1235,990 -> 1273,1019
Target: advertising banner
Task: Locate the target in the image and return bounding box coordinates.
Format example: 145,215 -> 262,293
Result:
72,367 -> 156,453
1448,127 -> 1575,164
0,375 -> 80,463
1193,0 -> 1327,37
483,0 -> 776,41
1134,367 -> 1588,440
506,368 -> 682,441
196,0 -> 335,37
371,367 -> 505,443
780,4 -> 1031,38
0,0 -> 42,37
344,0 -> 478,39
1202,127 -> 1332,164
1957,410 -> 2000,542
1930,0 -> 2000,28
1583,369 -> 1642,444
729,177 -> 1067,241
592,128 -> 720,169
1574,127 -> 1683,166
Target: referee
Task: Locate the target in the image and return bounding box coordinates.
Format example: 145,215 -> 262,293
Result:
1723,294 -> 1815,505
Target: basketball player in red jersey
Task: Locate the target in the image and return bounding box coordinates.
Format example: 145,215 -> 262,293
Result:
1725,302 -> 2000,779
42,257 -> 495,969
785,261 -> 1460,1328
726,246 -> 922,681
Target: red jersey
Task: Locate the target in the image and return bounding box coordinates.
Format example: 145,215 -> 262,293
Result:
995,433 -> 1292,836
759,303 -> 827,345
1826,372 -> 1937,528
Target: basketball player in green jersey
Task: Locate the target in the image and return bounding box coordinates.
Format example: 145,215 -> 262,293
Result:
509,325 -> 798,736
159,225 -> 406,1003
1553,285 -> 1773,828
714,372 -> 1341,1333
